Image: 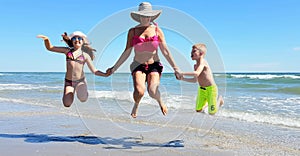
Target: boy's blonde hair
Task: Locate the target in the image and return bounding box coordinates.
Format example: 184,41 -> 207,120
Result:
192,43 -> 207,54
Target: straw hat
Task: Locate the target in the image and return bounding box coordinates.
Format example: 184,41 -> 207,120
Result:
69,31 -> 89,43
130,2 -> 162,23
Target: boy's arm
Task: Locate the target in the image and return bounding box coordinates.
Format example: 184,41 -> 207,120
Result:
180,71 -> 198,83
181,76 -> 198,83
180,64 -> 205,83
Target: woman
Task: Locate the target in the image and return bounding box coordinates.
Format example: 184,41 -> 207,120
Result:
107,2 -> 180,118
37,31 -> 110,107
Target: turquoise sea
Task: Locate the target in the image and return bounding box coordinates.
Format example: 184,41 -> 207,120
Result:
0,72 -> 299,128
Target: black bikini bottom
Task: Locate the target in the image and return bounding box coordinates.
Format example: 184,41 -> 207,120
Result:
130,61 -> 163,75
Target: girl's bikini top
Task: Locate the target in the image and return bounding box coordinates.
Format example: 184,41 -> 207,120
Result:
66,50 -> 85,64
132,25 -> 159,52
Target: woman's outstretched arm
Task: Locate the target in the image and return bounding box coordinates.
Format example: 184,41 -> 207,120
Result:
109,28 -> 134,73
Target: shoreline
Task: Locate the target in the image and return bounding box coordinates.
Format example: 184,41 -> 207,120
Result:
0,103 -> 299,156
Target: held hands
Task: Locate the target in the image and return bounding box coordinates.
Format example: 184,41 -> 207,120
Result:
97,68 -> 113,77
105,66 -> 115,77
174,67 -> 183,80
105,67 -> 113,77
175,70 -> 183,80
96,69 -> 112,77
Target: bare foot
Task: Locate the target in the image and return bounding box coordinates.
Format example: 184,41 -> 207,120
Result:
131,103 -> 139,118
160,104 -> 168,116
218,96 -> 224,107
131,114 -> 137,118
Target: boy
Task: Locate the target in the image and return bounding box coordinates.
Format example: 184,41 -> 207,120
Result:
178,43 -> 223,115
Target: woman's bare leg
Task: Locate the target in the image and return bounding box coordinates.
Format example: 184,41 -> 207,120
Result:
131,71 -> 146,118
147,72 -> 167,116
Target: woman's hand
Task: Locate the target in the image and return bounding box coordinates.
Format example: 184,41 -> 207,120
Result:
105,66 -> 115,77
175,70 -> 183,80
173,67 -> 182,80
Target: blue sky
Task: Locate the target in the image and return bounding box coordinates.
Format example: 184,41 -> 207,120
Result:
1,0 -> 300,72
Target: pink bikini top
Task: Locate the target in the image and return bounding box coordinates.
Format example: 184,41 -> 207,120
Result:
66,50 -> 85,64
132,25 -> 159,52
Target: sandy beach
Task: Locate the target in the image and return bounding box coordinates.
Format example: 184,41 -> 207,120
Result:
0,107 -> 226,156
0,101 -> 299,156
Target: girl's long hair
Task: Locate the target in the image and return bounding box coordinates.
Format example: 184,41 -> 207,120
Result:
82,43 -> 96,60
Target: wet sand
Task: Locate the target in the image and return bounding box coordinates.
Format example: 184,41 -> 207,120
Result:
0,102 -> 299,156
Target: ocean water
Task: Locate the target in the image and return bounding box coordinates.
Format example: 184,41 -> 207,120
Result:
0,72 -> 300,129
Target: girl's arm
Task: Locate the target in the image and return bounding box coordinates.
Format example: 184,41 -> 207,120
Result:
37,35 -> 69,53
85,53 -> 109,77
110,28 -> 134,73
157,27 -> 180,72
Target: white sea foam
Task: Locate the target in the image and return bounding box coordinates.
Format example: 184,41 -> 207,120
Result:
0,97 -> 27,104
219,110 -> 300,128
0,83 -> 60,91
0,73 -> 14,76
89,90 -> 195,109
230,74 -> 300,79
89,90 -> 133,101
0,97 -> 56,108
282,74 -> 300,79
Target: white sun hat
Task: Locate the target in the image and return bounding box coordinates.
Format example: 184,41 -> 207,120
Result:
69,31 -> 89,43
130,2 -> 162,23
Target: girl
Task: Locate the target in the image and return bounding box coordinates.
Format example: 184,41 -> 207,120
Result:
37,31 -> 110,107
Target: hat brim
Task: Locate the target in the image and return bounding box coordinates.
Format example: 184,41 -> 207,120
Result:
69,31 -> 89,43
130,10 -> 162,23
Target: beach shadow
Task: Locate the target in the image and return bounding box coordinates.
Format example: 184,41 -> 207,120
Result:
0,133 -> 184,149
